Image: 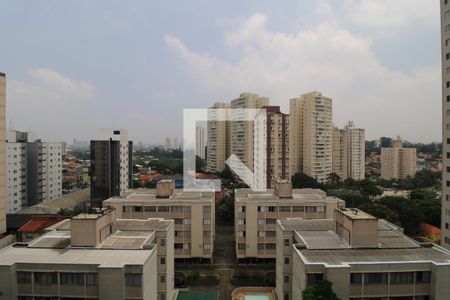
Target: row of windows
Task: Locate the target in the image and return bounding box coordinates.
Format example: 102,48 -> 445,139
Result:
123,205 -> 211,213
17,271 -> 98,286
253,205 -> 325,213
350,271 -> 431,285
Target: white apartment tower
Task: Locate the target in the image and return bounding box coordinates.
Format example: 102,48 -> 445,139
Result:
230,93 -> 269,172
6,130 -> 62,213
196,126 -> 206,159
332,122 -> 365,181
441,0 -> 450,249
0,73 -> 5,234
206,102 -> 230,172
290,92 -> 333,183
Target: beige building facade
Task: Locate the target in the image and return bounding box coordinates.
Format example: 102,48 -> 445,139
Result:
234,181 -> 344,261
276,208 -> 450,300
381,138 -> 417,180
104,180 -> 215,262
230,93 -> 269,172
290,92 -> 333,183
206,102 -> 230,172
0,73 -> 5,234
332,121 -> 365,181
441,0 -> 450,250
0,207 -> 176,300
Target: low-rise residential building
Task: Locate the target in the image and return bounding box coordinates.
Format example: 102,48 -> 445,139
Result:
104,179 -> 215,263
276,207 -> 450,300
234,180 -> 345,262
0,207 -> 175,300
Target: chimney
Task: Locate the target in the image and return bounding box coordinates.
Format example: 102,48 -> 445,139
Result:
157,180 -> 175,198
70,207 -> 116,247
334,208 -> 378,248
274,179 -> 292,198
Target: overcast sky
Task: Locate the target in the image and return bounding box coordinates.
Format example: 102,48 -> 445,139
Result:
0,0 -> 442,144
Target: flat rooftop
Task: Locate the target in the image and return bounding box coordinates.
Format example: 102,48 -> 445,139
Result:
106,188 -> 215,204
297,246 -> 450,265
338,208 -> 377,220
235,188 -> 344,204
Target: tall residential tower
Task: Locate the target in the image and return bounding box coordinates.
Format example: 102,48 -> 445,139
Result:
0,73 -> 5,234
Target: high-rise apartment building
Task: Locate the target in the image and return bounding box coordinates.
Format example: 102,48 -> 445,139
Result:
0,207 -> 175,300
90,129 -> 132,207
381,138 -> 416,180
276,208 -> 450,300
263,106 -> 290,188
104,180 -> 215,263
235,180 -> 345,262
441,0 -> 450,250
332,121 -> 365,181
6,131 -> 62,213
0,73 -> 5,234
196,126 -> 206,159
230,93 -> 269,172
206,102 -> 230,172
290,92 -> 333,183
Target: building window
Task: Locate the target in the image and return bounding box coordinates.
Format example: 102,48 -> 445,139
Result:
266,219 -> 276,224
160,257 -> 166,265
279,206 -> 290,212
171,206 -> 183,213
34,272 -> 57,285
305,206 -> 317,213
125,274 -> 142,287
238,206 -> 246,213
306,273 -> 323,286
144,206 -> 156,212
284,294 -> 289,300
203,206 -> 211,213
160,275 -> 166,283
415,271 -> 431,284
16,272 -> 32,284
160,239 -> 166,246
133,206 -> 142,212
60,273 -> 84,286
284,275 -> 289,283
158,206 -> 169,212
238,243 -> 245,250
350,273 -> 362,284
86,273 -> 98,286
203,218 -> 211,225
390,272 -> 414,284
293,206 -> 304,212
284,257 -> 289,264
284,239 -> 290,247
364,273 -> 388,284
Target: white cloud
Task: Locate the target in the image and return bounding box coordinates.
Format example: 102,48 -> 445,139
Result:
165,13 -> 440,142
7,68 -> 95,141
343,0 -> 439,32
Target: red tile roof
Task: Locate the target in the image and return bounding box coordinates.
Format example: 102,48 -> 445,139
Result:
419,223 -> 441,242
18,216 -> 68,233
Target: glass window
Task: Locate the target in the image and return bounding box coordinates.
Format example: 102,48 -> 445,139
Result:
144,206 -> 156,212
125,274 -> 142,287
364,273 -> 388,284
16,272 -> 32,284
279,206 -> 291,212
86,273 -> 98,286
293,206 -> 304,212
34,272 -> 57,285
158,206 -> 169,212
203,206 -> 211,213
306,273 -> 323,286
350,273 -> 362,284
60,273 -> 84,286
171,206 -> 183,213
284,239 -> 290,247
266,219 -> 276,224
415,271 -> 431,284
203,218 -> 211,225
390,272 -> 414,284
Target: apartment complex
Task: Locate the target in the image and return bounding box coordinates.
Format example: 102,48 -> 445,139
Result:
0,207 -> 176,300
290,92 -> 333,183
90,129 -> 132,207
196,126 -> 206,159
104,180 -> 215,263
230,93 -> 269,172
276,207 -> 450,300
263,106 -> 290,188
6,130 -> 62,213
441,0 -> 450,250
206,102 -> 230,172
332,121 -> 365,181
234,181 -> 344,262
0,73 -> 5,234
381,138 -> 417,180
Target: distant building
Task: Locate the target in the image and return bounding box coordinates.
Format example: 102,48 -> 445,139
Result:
290,92 -> 333,183
276,208 -> 450,300
441,0 -> 450,250
381,138 -> 416,180
206,102 -> 230,172
332,121 -> 365,181
234,180 -> 345,262
0,207 -> 175,300
6,130 -> 63,213
0,73 -> 6,234
230,93 -> 269,172
104,179 -> 215,263
90,129 -> 132,207
262,106 -> 290,188
196,126 -> 206,159
72,138 -> 89,151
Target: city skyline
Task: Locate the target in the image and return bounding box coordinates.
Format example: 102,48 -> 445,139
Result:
0,0 -> 442,144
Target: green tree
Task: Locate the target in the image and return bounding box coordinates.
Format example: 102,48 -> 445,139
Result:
359,203 -> 401,226
195,155 -> 206,172
302,280 -> 341,300
380,137 -> 392,148
216,194 -> 234,224
292,173 -> 321,189
378,196 -> 425,233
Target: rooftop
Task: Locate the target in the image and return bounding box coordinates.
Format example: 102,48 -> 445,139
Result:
338,207 -> 377,220
106,188 -> 215,204
235,188 -> 343,204
17,216 -> 68,233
